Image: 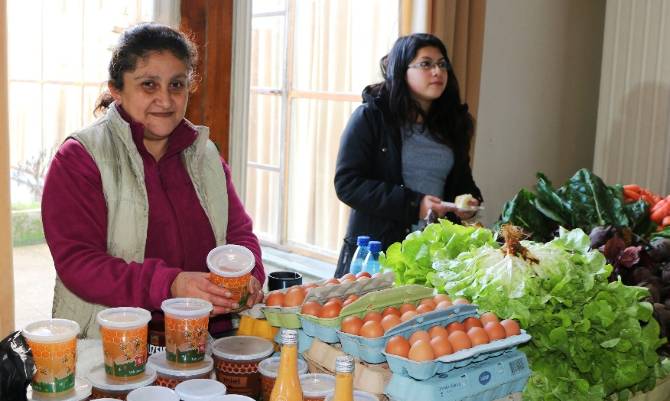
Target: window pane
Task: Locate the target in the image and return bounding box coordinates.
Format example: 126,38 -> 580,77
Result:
83,84 -> 106,125
253,0 -> 286,15
292,0 -> 399,93
42,84 -> 83,150
9,82 -> 43,167
43,0 -> 84,82
247,93 -> 282,167
286,98 -> 357,254
7,0 -> 42,80
245,167 -> 280,242
251,16 -> 285,89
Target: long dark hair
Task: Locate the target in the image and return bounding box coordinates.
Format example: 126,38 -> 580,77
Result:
94,23 -> 198,115
370,33 -> 473,150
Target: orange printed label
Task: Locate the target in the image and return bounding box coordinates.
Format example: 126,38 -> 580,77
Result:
164,315 -> 208,365
27,338 -> 76,394
100,326 -> 148,380
209,272 -> 251,310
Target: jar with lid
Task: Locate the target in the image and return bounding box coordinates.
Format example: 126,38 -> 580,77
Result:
148,351 -> 213,389
86,364 -> 156,399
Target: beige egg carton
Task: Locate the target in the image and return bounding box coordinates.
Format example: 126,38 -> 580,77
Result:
304,338 -> 391,397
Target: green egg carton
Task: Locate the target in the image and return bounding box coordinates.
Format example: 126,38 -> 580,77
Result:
299,284 -> 435,342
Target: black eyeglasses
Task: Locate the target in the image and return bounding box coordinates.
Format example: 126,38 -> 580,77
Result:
407,60 -> 449,72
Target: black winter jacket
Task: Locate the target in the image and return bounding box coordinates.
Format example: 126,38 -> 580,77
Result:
333,87 -> 482,277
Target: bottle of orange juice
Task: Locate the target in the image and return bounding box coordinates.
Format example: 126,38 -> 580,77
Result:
270,329 -> 303,401
333,355 -> 354,401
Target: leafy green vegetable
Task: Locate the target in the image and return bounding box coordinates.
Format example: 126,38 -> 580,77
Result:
433,228 -> 666,400
497,169 -> 655,241
379,220 -> 496,288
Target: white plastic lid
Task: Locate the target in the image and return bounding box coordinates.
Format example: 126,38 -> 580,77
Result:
212,336 -> 274,361
127,386 -> 179,401
208,396 -> 255,401
96,307 -> 151,329
325,390 -> 379,401
27,378 -> 91,401
86,364 -> 157,390
206,245 -> 255,277
22,319 -> 80,343
161,298 -> 213,317
175,379 -> 227,401
258,356 -> 308,378
299,373 -> 336,397
148,351 -> 213,377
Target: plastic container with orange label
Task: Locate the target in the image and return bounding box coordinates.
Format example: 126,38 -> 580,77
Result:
212,336 -> 274,399
22,319 -> 80,395
148,351 -> 213,389
86,363 -> 156,400
96,307 -> 151,380
206,245 -> 255,312
161,298 -> 213,366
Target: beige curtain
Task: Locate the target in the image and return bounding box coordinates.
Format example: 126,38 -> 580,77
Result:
0,0 -> 16,337
400,0 -> 486,120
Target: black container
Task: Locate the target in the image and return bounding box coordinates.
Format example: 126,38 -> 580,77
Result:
267,271 -> 302,291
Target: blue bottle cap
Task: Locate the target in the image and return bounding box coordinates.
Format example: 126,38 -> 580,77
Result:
368,241 -> 382,252
356,236 -> 370,246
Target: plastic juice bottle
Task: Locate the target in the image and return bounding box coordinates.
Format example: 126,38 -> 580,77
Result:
361,241 -> 381,274
270,329 -> 303,401
333,355 -> 354,401
349,235 -> 370,275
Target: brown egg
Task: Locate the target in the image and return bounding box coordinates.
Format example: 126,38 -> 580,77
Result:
416,303 -> 435,314
435,300 -> 453,310
433,294 -> 452,304
355,272 -> 372,279
363,311 -> 383,323
324,278 -> 340,286
301,301 -> 322,316
428,326 -> 449,339
430,335 -> 453,357
303,283 -> 319,290
341,316 -> 364,336
340,273 -> 356,282
479,312 -> 499,325
382,306 -> 401,318
342,294 -> 360,307
419,299 -> 437,309
408,340 -> 435,361
500,319 -> 521,337
452,297 -> 470,305
484,321 -> 507,341
448,331 -> 472,352
385,335 -> 410,358
356,275 -> 371,282
399,303 -> 417,315
327,297 -> 344,307
463,317 -> 483,331
408,330 -> 431,346
265,292 -> 285,307
359,320 -> 384,338
381,314 -> 402,332
467,327 -> 490,346
400,311 -> 418,322
284,287 -> 306,307
446,321 -> 466,334
318,301 -> 342,318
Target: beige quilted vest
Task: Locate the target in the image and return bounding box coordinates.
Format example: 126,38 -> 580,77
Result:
52,104 -> 228,338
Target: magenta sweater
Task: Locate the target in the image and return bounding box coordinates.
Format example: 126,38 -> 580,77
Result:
42,107 -> 265,335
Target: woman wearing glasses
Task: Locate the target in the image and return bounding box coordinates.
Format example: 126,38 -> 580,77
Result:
333,33 -> 482,277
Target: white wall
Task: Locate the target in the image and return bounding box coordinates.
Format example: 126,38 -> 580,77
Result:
472,0 -> 606,226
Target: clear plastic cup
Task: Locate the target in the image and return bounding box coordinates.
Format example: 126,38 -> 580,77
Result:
175,378 -> 227,401
87,364 -> 156,399
258,355 -> 308,401
96,307 -> 151,380
161,298 -> 213,366
206,245 -> 255,311
127,385 -> 180,401
148,351 -> 213,389
300,373 -> 336,401
22,319 -> 80,395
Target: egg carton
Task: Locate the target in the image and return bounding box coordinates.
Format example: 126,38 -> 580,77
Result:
385,349 -> 530,401
273,328 -> 314,354
261,272 -> 395,328
299,285 -> 435,343
339,305 -> 531,370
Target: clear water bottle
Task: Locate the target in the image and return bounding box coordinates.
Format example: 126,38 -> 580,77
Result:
348,235 -> 370,275
362,241 -> 382,275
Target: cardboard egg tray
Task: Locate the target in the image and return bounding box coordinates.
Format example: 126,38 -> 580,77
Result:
261,272 -> 395,328
299,285 -> 435,343
339,305 -> 531,371
384,349 -> 530,401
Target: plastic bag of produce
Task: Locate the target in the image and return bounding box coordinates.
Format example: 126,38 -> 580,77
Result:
0,331 -> 34,401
